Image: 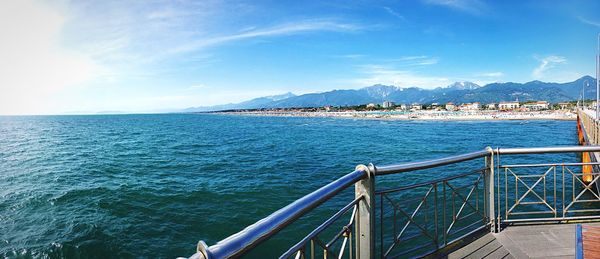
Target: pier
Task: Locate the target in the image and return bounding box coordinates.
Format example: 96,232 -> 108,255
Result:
188,109 -> 600,259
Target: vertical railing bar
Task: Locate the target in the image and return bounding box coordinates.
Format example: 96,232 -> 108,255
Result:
476,177 -> 479,212
379,194 -> 383,258
393,206 -> 397,245
348,230 -> 352,259
505,167 -> 508,220
554,166 -> 557,217
434,182 -> 439,247
543,172 -> 547,204
514,172 -> 518,208
425,187 -> 428,227
452,187 -> 456,222
486,151 -> 495,233
483,158 -> 488,228
497,151 -> 501,229
443,181 -> 447,245
338,235 -> 347,259
563,165 -> 566,217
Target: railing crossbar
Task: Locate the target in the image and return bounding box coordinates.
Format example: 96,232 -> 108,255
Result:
502,162 -> 600,168
280,196 -> 363,258
375,168 -> 485,194
192,143 -> 600,259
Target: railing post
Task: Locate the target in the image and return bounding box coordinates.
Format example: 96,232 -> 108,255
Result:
485,147 -> 496,233
355,164 -> 375,259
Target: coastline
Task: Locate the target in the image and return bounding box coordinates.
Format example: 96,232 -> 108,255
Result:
213,110 -> 577,121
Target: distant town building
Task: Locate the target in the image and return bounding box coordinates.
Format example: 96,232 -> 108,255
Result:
324,105 -> 332,112
400,104 -> 408,110
366,103 -> 376,108
523,101 -> 549,111
487,103 -> 497,110
499,101 -> 520,111
558,102 -> 570,109
411,104 -> 422,110
445,102 -> 456,111
382,101 -> 395,108
459,102 -> 480,111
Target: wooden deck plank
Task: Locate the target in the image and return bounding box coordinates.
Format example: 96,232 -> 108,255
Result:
465,240 -> 502,259
484,245 -> 511,259
582,224 -> 600,258
448,234 -> 495,259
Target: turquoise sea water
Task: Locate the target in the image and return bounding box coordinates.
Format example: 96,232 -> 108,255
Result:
0,114 -> 577,258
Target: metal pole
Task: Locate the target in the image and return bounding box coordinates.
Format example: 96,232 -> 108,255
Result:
597,33 -> 600,119
584,81 -> 590,110
485,147 -> 496,233
355,164 -> 375,259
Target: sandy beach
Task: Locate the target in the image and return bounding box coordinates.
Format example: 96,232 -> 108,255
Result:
217,110 -> 577,121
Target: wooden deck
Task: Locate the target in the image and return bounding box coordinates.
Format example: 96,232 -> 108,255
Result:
581,225 -> 600,258
448,223 -> 600,259
448,233 -> 513,259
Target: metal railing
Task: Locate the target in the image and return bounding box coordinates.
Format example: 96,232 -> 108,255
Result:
498,162 -> 600,224
579,109 -> 600,145
376,167 -> 489,258
188,145 -> 600,259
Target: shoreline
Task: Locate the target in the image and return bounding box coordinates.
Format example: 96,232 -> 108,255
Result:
212,110 -> 577,121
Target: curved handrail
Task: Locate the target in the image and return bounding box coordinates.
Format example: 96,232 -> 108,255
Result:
375,149 -> 490,175
496,146 -> 600,154
190,145 -> 600,258
193,169 -> 368,259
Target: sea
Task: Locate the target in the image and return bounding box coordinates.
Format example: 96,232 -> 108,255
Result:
0,114 -> 578,258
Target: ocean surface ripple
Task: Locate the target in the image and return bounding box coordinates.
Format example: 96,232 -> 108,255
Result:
0,114 -> 576,258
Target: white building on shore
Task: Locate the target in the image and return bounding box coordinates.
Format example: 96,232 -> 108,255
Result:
459,102 -> 480,111
523,101 -> 549,111
499,101 -> 520,111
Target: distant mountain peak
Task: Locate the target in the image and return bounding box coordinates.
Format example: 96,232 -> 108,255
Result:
446,81 -> 480,90
527,80 -> 544,84
577,75 -> 596,82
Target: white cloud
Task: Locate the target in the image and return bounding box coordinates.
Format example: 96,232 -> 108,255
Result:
170,20 -> 362,54
385,56 -> 440,66
532,55 -> 567,79
478,72 -> 504,77
422,0 -> 487,15
383,7 -> 405,20
578,16 -> 600,28
0,0 -> 98,115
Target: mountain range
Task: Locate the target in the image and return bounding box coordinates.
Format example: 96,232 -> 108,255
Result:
184,76 -> 597,112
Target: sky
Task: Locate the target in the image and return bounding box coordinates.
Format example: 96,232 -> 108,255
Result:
1,0 -> 599,115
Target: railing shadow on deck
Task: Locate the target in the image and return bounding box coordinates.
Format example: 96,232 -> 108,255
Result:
187,145 -> 600,259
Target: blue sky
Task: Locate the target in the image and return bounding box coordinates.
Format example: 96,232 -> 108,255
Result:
1,0 -> 599,114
